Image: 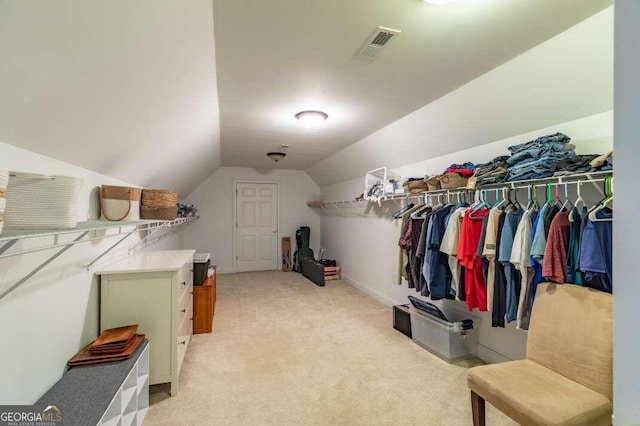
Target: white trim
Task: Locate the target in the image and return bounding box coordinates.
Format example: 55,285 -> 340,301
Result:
232,180 -> 281,273
340,274 -> 400,307
476,344 -> 513,364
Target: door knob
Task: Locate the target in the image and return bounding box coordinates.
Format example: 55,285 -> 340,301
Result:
272,229 -> 277,234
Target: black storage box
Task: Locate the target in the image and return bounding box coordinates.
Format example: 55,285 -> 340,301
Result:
393,304 -> 412,338
193,253 -> 211,286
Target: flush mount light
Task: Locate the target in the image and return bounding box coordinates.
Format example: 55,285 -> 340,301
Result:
424,0 -> 461,4
295,110 -> 328,129
267,152 -> 286,162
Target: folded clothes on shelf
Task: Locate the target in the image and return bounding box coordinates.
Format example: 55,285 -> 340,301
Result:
553,154 -> 599,176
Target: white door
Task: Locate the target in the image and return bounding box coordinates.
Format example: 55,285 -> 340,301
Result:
235,182 -> 279,272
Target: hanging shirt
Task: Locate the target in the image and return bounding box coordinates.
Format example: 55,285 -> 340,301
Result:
510,208 -> 538,330
492,212 -> 508,327
531,204 -> 559,263
397,212 -> 412,285
440,207 -> 468,299
567,207 -> 586,285
580,207 -> 613,293
530,210 -> 545,302
427,204 -> 455,299
482,208 -> 504,312
459,208 -> 490,312
475,214 -> 490,284
542,211 -> 571,283
415,208 -> 433,294
499,208 -> 524,323
406,217 -> 426,291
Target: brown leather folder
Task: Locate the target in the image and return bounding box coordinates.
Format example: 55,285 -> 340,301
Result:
68,334 -> 145,367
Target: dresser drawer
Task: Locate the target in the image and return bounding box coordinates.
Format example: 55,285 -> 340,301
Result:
177,263 -> 192,291
178,292 -> 192,326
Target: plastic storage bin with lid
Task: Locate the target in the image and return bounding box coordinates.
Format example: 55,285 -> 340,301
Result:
408,299 -> 478,363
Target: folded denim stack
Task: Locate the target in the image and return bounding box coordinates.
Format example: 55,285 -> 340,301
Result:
443,162 -> 475,177
553,154 -> 599,176
473,156 -> 509,185
506,132 -> 576,181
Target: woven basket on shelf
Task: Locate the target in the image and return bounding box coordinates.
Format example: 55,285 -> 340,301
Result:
141,189 -> 178,220
438,173 -> 469,189
425,175 -> 441,191
4,172 -> 83,230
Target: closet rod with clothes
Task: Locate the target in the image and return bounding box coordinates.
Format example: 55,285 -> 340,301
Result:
397,174 -> 613,332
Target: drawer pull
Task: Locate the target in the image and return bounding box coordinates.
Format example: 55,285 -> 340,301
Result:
180,340 -> 186,345
181,281 -> 186,286
181,309 -> 186,313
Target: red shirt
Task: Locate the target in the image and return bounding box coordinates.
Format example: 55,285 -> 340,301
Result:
459,209 -> 490,311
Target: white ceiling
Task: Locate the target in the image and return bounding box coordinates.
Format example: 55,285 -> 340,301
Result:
215,0 -> 612,171
0,0 -> 221,196
0,0 -> 612,196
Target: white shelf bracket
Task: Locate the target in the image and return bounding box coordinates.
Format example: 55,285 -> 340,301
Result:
0,231 -> 90,301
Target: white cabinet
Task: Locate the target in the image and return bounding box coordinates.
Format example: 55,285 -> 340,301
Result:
36,340 -> 149,426
96,250 -> 195,396
99,343 -> 150,426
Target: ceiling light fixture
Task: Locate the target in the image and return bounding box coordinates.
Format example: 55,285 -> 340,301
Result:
295,110 -> 328,129
267,152 -> 286,162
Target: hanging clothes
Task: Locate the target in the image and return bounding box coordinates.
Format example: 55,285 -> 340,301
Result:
492,211 -> 508,327
579,207 -> 613,293
406,216 -> 427,292
458,208 -> 490,312
426,204 -> 455,299
397,210 -> 413,285
415,209 -> 434,295
542,211 -> 571,283
510,208 -> 538,330
440,206 -> 468,301
567,206 -> 586,285
482,208 -> 504,312
499,208 -> 524,323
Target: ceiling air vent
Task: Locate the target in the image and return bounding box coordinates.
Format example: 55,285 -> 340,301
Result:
357,26 -> 401,59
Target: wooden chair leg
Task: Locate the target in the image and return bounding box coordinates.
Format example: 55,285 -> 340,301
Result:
471,391 -> 486,426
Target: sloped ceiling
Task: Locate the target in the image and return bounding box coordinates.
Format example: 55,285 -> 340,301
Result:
0,0 -> 221,197
214,0 -> 611,171
307,6 -> 614,187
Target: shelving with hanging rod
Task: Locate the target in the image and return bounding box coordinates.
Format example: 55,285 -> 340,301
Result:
308,170 -> 612,215
0,216 -> 198,301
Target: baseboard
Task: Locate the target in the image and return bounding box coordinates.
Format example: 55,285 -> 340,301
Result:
341,274 -> 401,307
476,344 -> 513,364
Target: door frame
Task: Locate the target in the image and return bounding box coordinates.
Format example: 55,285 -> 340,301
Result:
232,180 -> 281,273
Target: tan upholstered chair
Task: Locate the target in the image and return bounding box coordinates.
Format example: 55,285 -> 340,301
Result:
467,283 -> 613,426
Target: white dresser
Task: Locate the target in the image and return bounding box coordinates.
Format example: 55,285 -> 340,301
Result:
96,250 -> 195,396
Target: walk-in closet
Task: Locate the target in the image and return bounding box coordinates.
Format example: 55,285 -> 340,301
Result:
0,1 -> 637,425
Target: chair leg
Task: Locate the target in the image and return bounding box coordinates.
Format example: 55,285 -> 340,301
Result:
471,391 -> 486,426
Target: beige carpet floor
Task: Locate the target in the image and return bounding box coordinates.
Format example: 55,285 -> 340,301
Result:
145,271 -> 516,426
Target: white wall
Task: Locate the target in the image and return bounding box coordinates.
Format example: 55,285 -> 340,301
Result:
0,0 -> 221,197
183,167 -> 321,274
613,2 -> 640,424
320,112 -> 613,363
307,6 -> 613,188
0,141 -> 184,404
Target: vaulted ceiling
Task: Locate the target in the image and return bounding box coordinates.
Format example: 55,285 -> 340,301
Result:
0,0 -> 612,196
214,0 -> 612,171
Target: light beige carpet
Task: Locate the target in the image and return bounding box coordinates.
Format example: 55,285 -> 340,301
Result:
145,271 -> 516,426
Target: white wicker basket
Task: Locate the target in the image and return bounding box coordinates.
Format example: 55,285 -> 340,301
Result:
0,169 -> 8,191
4,172 -> 84,230
0,195 -> 5,235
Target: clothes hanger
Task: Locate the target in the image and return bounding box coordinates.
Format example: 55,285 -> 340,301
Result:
392,195 -> 414,219
560,182 -> 573,211
589,176 -> 613,222
511,183 -> 523,210
471,190 -> 491,216
526,185 -> 539,211
569,181 -> 585,222
411,195 -> 431,219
